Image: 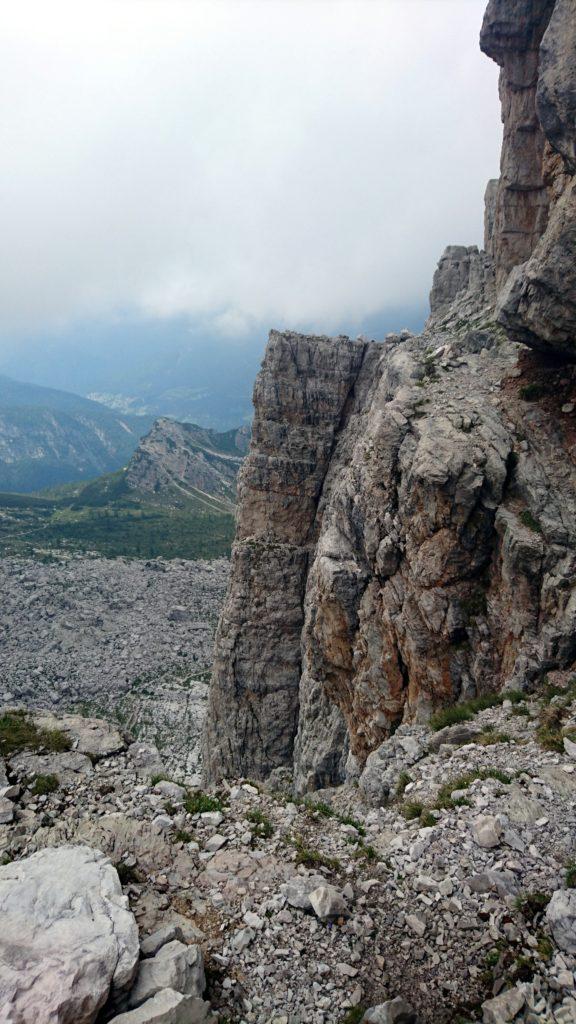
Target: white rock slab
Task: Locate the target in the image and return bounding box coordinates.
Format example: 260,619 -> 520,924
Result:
0,844 -> 139,1024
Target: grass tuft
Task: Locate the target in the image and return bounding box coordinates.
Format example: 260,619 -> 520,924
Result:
0,711 -> 71,758
247,808 -> 273,840
430,693 -> 503,732
31,773 -> 59,796
292,835 -> 341,872
184,791 -> 223,815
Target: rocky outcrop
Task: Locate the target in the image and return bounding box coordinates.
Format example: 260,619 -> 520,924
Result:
494,0 -> 576,360
204,0 -> 576,791
203,331 -> 372,782
481,0 -> 576,359
480,0 -> 555,289
428,246 -> 494,316
206,313 -> 576,790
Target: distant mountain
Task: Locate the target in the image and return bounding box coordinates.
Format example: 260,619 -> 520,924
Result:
0,415 -> 249,560
124,418 -> 249,512
0,375 -> 153,492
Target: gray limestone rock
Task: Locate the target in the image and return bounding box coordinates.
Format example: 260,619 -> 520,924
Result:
141,926 -> 185,959
546,889 -> 576,954
0,797 -> 14,825
482,985 -> 525,1024
279,874 -> 329,912
32,712 -> 126,760
108,990 -> 213,1024
308,884 -> 349,921
128,941 -> 205,1009
363,998 -> 417,1024
0,845 -> 139,1024
358,728 -> 429,807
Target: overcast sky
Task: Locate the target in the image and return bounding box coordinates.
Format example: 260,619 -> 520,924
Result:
0,0 -> 501,344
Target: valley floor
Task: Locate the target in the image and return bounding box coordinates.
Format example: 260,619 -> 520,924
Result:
0,554 -> 229,776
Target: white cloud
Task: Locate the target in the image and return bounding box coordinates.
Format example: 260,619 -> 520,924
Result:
0,0 -> 500,338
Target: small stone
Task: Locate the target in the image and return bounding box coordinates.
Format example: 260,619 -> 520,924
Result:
140,925 -> 185,958
472,815 -> 502,849
564,737 -> 576,760
230,927 -> 255,952
362,997 -> 417,1023
243,911 -> 264,930
309,885 -> 349,921
0,797 -> 14,824
200,811 -> 224,827
405,913 -> 426,937
547,890 -> 576,954
482,986 -> 525,1023
204,834 -> 227,853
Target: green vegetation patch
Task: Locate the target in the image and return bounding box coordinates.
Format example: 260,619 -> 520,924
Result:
429,693 -> 504,732
292,835 -> 341,872
520,383 -> 548,402
0,710 -> 71,758
519,509 -> 542,534
184,791 -> 223,815
247,808 -> 274,840
0,474 -> 235,561
514,891 -> 551,922
31,773 -> 59,796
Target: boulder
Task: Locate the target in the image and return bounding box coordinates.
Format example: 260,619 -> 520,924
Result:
308,884 -> 349,921
279,874 -> 328,911
10,750 -> 93,786
109,989 -> 213,1024
358,727 -> 429,807
427,723 -> 481,752
0,797 -> 14,824
153,781 -> 187,805
76,813 -> 196,886
0,845 -> 139,1024
32,712 -> 126,760
141,926 -> 185,959
363,997 -> 417,1023
482,985 -> 525,1023
128,941 -> 205,1009
472,815 -> 502,849
128,742 -> 164,778
546,889 -> 576,954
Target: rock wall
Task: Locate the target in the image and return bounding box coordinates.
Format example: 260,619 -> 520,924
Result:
203,331 -> 370,781
204,0 -> 576,790
479,0 -> 555,289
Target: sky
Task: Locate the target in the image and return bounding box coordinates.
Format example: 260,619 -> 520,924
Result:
0,0 -> 501,357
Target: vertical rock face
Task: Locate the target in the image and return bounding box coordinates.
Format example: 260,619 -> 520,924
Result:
480,0 -> 555,288
203,331 -> 369,781
429,245 -> 494,316
204,0 -> 576,790
494,0 -> 576,359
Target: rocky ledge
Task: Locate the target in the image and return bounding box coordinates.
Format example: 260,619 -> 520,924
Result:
3,690 -> 576,1023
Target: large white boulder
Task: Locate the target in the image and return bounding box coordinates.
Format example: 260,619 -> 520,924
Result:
0,845 -> 139,1024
